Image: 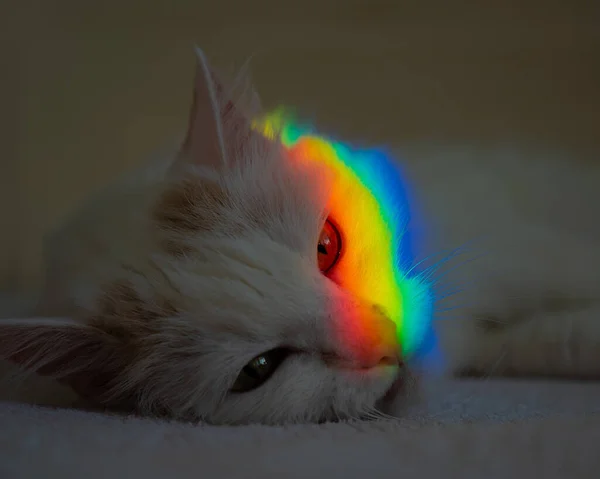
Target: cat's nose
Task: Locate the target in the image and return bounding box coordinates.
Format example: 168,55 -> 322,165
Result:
371,338 -> 402,368
358,312 -> 401,369
331,303 -> 402,369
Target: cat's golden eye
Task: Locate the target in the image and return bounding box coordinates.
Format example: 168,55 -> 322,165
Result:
230,348 -> 291,393
317,219 -> 342,274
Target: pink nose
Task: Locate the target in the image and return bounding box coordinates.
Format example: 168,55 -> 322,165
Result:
331,303 -> 401,369
357,312 -> 401,368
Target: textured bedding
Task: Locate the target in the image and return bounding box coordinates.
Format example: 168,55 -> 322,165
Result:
2,379 -> 600,478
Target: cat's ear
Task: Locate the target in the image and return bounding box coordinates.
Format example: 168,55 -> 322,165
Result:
173,46 -> 266,172
0,317 -> 127,400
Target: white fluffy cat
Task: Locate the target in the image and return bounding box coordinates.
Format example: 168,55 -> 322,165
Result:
1,48 -> 598,424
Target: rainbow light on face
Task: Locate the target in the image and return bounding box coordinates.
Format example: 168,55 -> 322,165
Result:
253,108 -> 439,364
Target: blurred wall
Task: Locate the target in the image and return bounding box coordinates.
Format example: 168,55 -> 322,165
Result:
2,0 -> 599,290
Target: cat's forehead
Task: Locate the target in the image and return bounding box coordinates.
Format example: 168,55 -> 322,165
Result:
153,143 -> 330,258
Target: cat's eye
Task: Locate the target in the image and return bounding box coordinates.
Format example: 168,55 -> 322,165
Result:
317,219 -> 342,274
230,348 -> 291,393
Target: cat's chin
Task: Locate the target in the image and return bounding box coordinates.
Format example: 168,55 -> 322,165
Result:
373,368 -> 412,416
315,369 -> 408,424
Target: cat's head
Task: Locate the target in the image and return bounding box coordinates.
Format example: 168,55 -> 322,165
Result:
0,48 -> 431,424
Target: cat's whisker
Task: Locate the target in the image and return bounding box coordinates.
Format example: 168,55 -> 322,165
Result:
404,245 -> 468,277
411,248 -> 471,282
425,253 -> 487,288
363,406 -> 400,423
411,237 -> 487,276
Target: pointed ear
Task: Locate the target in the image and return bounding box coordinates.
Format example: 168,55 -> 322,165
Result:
172,46 -> 269,173
0,317 -> 127,401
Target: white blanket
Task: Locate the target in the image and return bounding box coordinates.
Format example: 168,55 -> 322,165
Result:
2,379 -> 599,479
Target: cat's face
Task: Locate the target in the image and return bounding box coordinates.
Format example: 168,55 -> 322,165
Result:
0,49 -> 425,424
145,141 -> 405,424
